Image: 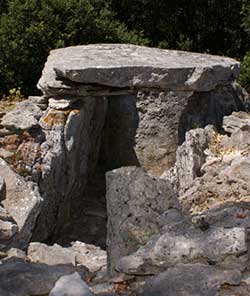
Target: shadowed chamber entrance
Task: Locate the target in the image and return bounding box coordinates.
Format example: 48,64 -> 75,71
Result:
52,95 -> 139,249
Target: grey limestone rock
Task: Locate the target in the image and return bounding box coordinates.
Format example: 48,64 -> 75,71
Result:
32,97 -> 108,245
0,257 -> 87,296
36,45 -> 247,177
223,111 -> 250,134
48,97 -> 79,110
143,264 -> 241,296
7,248 -> 27,260
29,95 -> 48,104
161,126 -> 214,193
0,101 -> 42,131
0,158 -> 42,248
27,241 -> 107,273
0,205 -> 15,222
38,44 -> 240,95
179,150 -> 250,214
0,219 -> 18,242
116,224 -> 247,275
70,241 -> 107,273
49,272 -> 95,296
28,242 -> 77,266
105,85 -> 248,176
29,95 -> 48,110
106,166 -> 178,276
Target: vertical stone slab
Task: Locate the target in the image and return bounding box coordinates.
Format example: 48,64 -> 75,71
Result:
106,166 -> 178,276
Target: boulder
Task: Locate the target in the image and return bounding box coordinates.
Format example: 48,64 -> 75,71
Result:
49,272 -> 95,296
0,257 -> 88,296
28,242 -> 77,266
32,97 -> 108,245
106,166 -> 178,276
161,126 -> 214,193
0,158 -> 42,248
0,101 -> 42,131
223,111 -> 250,134
0,206 -> 18,250
0,205 -> 15,222
143,264 -> 241,296
27,241 -> 107,273
70,241 -> 107,273
116,224 -> 247,275
159,111 -> 250,215
179,145 -> 250,215
0,219 -> 18,242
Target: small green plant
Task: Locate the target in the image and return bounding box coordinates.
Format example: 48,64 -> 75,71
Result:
191,123 -> 201,129
4,87 -> 24,100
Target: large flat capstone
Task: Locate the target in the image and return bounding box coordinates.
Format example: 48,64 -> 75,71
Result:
38,44 -> 240,96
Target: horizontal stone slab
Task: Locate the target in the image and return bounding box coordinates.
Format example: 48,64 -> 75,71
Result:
38,44 -> 240,96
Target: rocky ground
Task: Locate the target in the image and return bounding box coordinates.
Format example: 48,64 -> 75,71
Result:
2,109 -> 250,295
0,44 -> 250,295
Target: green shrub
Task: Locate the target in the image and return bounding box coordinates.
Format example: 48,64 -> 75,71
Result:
239,52 -> 250,91
0,0 -> 147,97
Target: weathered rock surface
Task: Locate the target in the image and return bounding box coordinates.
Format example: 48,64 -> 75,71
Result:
70,241 -> 107,273
0,101 -> 42,131
162,111 -> 250,210
161,126 -> 214,193
0,218 -> 18,243
7,247 -> 27,260
143,264 -> 241,296
1,45 -> 250,296
49,272 -> 95,296
29,95 -> 48,110
36,45 -> 248,177
223,111 -> 250,134
0,257 -> 88,296
0,45 -> 245,247
28,242 -> 77,266
178,114 -> 250,214
38,44 -> 240,94
27,241 -> 107,273
32,97 -> 108,245
106,166 -> 178,275
117,222 -> 248,275
0,158 -> 42,248
111,110 -> 250,294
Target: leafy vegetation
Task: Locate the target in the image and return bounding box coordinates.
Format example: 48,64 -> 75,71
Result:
0,0 -> 250,96
0,0 -> 146,96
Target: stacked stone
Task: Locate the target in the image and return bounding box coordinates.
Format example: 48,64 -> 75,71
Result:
37,44 -> 243,175
0,44 -> 249,295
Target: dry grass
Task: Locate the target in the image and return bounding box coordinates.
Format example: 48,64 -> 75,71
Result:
0,95 -> 26,113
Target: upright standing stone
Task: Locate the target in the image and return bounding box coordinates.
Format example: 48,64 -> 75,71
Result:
106,166 -> 178,276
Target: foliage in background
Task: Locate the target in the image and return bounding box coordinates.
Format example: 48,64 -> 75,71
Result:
0,0 -> 250,96
239,52 -> 250,91
110,0 -> 246,56
241,0 -> 250,91
0,0 -> 146,96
